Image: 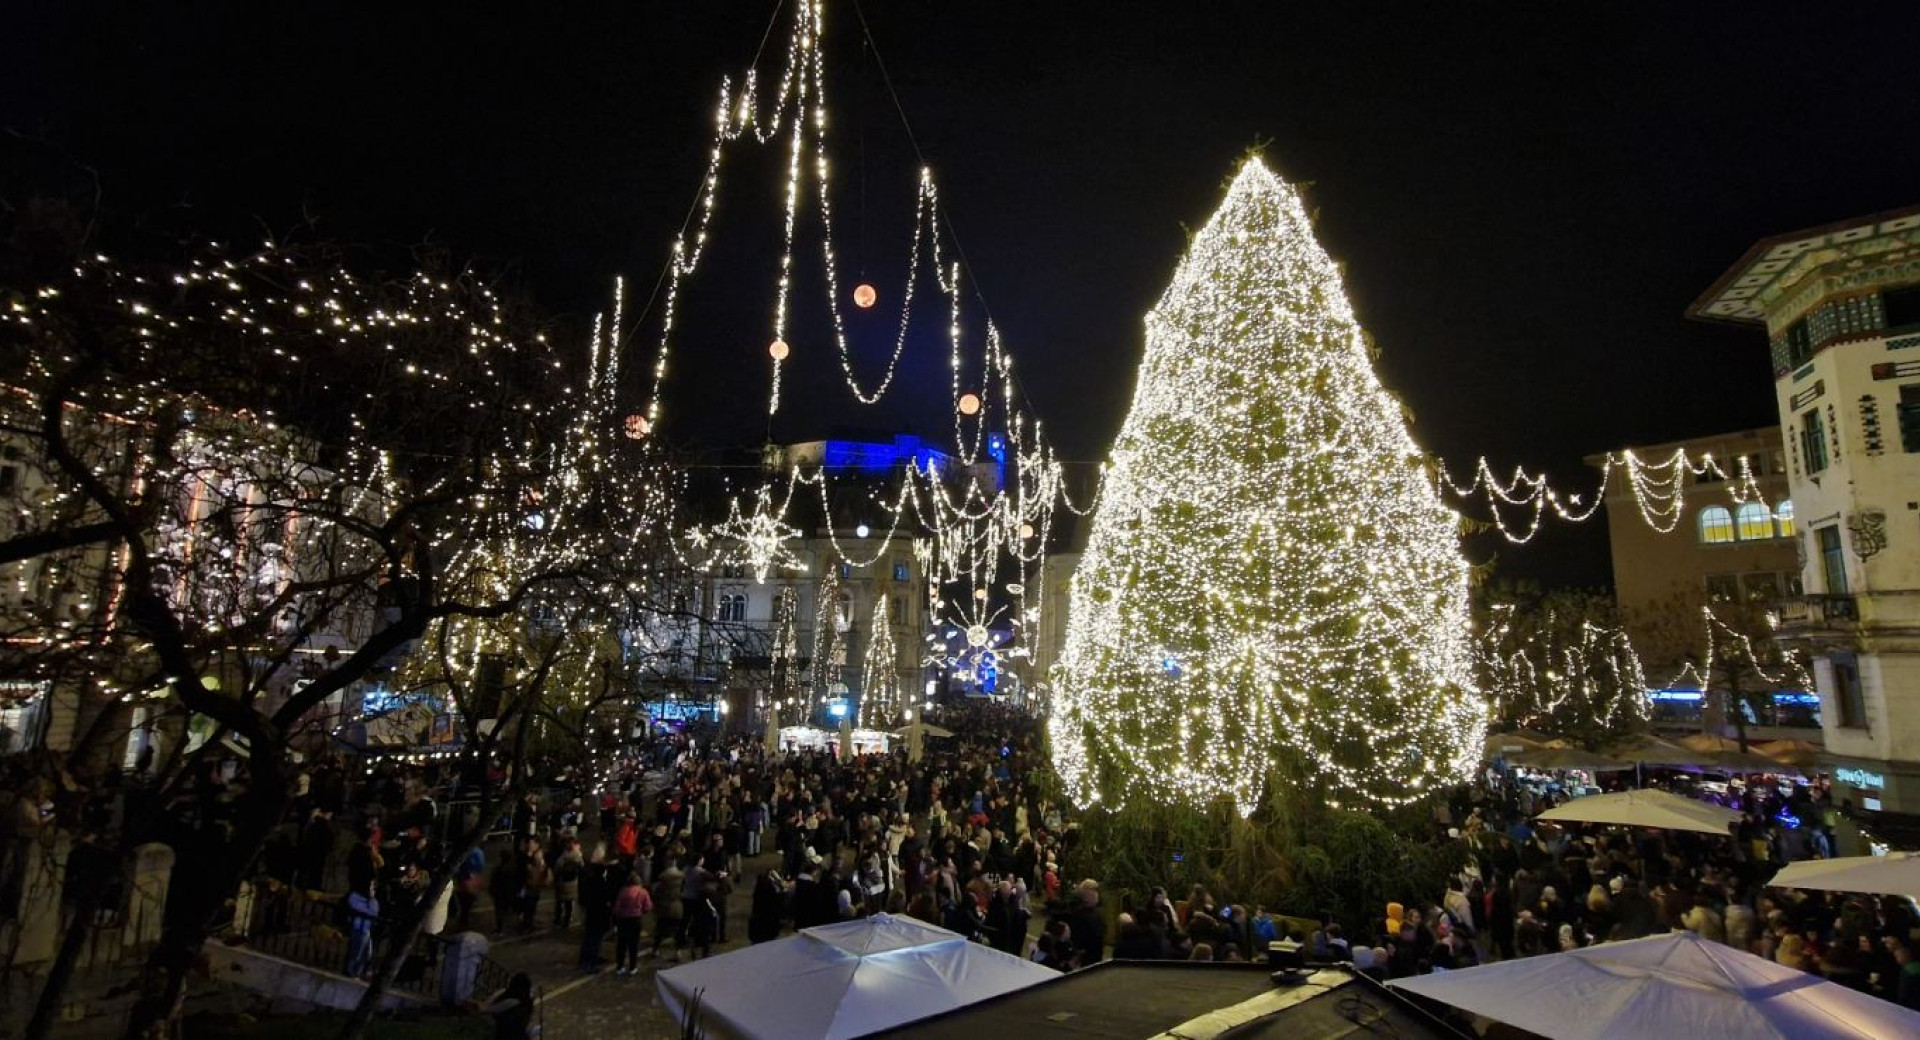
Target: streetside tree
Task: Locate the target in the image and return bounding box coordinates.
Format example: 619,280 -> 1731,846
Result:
0,223 -> 679,1038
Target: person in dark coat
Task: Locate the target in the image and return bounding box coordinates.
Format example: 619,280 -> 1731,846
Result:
297,809 -> 334,891
790,853 -> 836,929
1066,880 -> 1106,966
985,880 -> 1029,956
489,846 -> 524,936
577,849 -> 613,971
749,870 -> 787,944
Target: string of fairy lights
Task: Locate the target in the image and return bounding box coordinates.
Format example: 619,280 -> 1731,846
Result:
1440,447 -> 1776,545
615,0 -> 1095,732
1484,602 -> 1816,736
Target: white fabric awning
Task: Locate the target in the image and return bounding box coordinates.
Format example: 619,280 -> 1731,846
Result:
1535,789 -> 1740,835
1770,852 -> 1920,896
1390,932 -> 1920,1039
656,913 -> 1057,1040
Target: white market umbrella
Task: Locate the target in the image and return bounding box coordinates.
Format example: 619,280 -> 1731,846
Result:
656,913 -> 1055,1040
1390,932 -> 1920,1040
1771,853 -> 1920,896
1535,789 -> 1741,836
1484,731 -> 1547,759
1509,747 -> 1634,772
1605,734 -> 1719,768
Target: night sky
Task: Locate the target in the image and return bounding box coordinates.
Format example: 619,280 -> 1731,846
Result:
6,2 -> 1919,586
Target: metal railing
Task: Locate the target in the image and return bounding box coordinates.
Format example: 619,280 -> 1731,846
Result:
242,882 -> 516,1005
1779,594 -> 1858,626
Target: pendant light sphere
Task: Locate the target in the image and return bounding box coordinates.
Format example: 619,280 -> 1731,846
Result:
852,283 -> 878,309
958,392 -> 982,416
623,414 -> 651,439
769,338 -> 790,361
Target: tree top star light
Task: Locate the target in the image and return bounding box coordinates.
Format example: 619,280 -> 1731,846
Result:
1048,157 -> 1485,815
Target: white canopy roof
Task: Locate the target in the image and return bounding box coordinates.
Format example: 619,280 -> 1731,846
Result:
1390,932 -> 1920,1040
1771,852 -> 1920,896
1535,789 -> 1741,836
656,913 -> 1057,1040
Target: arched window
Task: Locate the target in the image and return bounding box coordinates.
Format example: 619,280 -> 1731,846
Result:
1775,499 -> 1795,538
1736,501 -> 1774,541
1698,506 -> 1735,544
717,592 -> 746,623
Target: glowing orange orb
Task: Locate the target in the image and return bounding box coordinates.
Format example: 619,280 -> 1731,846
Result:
852,283 -> 877,309
1019,522 -> 1034,539
769,338 -> 790,361
623,414 -> 650,439
957,392 -> 982,416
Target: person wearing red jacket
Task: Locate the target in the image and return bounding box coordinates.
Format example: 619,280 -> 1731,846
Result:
615,812 -> 640,862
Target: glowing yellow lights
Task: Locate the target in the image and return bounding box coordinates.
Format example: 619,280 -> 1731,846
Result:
769,338 -> 791,361
623,414 -> 651,439
1048,158 -> 1485,816
859,595 -> 901,727
957,392 -> 981,416
852,283 -> 878,309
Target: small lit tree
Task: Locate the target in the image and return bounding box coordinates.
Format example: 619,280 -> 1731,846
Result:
860,596 -> 900,728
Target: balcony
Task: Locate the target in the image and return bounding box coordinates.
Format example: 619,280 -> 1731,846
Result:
1779,594 -> 1858,627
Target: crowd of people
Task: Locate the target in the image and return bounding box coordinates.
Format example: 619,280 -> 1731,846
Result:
500,701 -> 1080,973
1251,768 -> 1920,1014
264,716 -> 1920,1023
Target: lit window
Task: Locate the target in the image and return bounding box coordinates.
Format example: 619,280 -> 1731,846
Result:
893,561 -> 910,582
1736,502 -> 1775,541
1775,499 -> 1795,538
1698,506 -> 1735,544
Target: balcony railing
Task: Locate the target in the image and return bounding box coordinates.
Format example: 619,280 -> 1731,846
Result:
1780,594 -> 1858,626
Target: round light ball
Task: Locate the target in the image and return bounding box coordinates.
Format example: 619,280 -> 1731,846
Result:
966,624 -> 990,647
1019,522 -> 1034,539
623,414 -> 651,439
769,338 -> 790,361
852,283 -> 878,309
855,523 -> 870,538
958,392 -> 982,416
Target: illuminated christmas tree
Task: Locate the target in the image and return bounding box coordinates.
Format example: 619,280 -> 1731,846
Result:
860,596 -> 900,728
1048,158 -> 1485,814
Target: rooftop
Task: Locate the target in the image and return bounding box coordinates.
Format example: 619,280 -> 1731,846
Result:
1688,204 -> 1920,325
863,962 -> 1466,1040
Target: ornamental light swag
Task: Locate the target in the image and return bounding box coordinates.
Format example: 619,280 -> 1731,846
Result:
1047,158 -> 1486,815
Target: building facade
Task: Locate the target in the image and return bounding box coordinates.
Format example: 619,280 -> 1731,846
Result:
672,437 -> 944,730
1691,205 -> 1920,813
1588,427 -> 1807,729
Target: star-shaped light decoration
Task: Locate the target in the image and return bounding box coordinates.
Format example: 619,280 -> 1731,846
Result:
698,493 -> 802,583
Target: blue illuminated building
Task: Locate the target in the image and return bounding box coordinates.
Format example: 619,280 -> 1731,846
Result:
819,435 -> 951,476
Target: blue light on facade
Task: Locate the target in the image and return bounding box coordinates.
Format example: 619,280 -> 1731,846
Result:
820,435 -> 951,476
